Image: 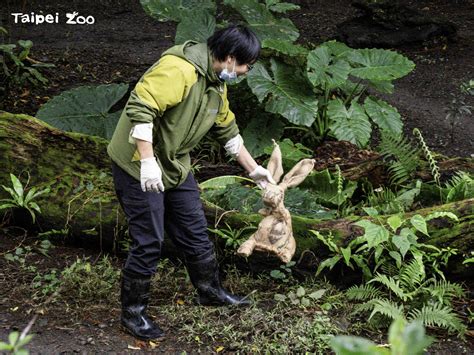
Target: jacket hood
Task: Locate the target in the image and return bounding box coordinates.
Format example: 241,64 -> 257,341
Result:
162,41 -> 221,84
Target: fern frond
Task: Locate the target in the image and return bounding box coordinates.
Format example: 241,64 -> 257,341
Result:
413,128 -> 441,187
369,273 -> 409,301
378,132 -> 420,185
346,284 -> 383,301
445,171 -> 472,189
367,187 -> 403,214
444,171 -> 474,202
353,300 -> 378,315
408,303 -> 467,334
425,280 -> 465,305
368,299 -> 405,321
399,258 -> 425,291
352,297 -> 385,314
380,262 -> 399,277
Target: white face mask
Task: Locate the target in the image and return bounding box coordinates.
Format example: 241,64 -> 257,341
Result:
219,59 -> 237,82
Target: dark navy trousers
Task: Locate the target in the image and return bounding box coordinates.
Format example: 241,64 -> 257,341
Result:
112,162 -> 213,276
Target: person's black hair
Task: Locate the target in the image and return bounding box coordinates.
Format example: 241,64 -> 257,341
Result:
207,24 -> 261,65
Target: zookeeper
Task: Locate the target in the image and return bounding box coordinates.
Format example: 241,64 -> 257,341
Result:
107,24 -> 276,340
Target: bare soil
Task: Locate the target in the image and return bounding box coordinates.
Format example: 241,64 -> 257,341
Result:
0,0 -> 473,353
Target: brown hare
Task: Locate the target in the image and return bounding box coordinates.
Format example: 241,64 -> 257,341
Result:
237,140 -> 315,263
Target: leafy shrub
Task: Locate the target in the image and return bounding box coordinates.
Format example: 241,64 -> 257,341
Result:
313,210 -> 460,279
208,223 -> 256,250
0,29 -> 53,98
269,260 -> 295,283
346,259 -> 466,334
0,173 -> 50,223
60,256 -> 120,303
0,331 -> 34,355
32,269 -> 61,301
274,286 -> 326,308
247,41 -> 414,148
365,180 -> 422,215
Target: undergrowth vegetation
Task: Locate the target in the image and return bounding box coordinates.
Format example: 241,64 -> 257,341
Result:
0,27 -> 53,100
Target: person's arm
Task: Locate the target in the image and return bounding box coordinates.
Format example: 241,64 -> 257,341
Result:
235,144 -> 257,173
136,139 -> 154,159
234,144 -> 276,189
212,84 -> 275,189
127,55 -> 198,193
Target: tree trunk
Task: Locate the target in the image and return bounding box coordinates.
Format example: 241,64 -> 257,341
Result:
1,112 -> 472,277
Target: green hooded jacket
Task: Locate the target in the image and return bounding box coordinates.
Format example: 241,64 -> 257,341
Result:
107,41 -> 239,189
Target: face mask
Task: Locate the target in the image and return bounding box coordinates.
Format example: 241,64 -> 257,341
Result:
219,59 -> 237,82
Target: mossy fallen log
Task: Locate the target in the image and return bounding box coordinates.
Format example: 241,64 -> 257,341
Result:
203,199 -> 473,278
0,112 -> 126,249
0,112 -> 472,277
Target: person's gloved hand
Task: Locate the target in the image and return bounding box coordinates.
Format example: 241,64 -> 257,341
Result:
249,165 -> 276,189
140,157 -> 164,193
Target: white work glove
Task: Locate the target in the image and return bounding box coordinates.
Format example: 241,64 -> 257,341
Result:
249,165 -> 276,189
140,157 -> 164,193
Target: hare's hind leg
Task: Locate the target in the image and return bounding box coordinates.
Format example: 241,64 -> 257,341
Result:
279,236 -> 296,263
237,234 -> 257,257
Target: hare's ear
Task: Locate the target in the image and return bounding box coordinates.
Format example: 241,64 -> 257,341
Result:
267,139 -> 284,184
280,159 -> 315,189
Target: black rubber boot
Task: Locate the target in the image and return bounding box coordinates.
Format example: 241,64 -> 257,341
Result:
186,251 -> 251,306
120,270 -> 165,340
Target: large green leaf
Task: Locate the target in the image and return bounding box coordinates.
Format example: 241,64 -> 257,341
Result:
140,0 -> 216,22
321,40 -> 352,59
327,99 -> 372,147
175,10 -> 216,44
367,79 -> 394,94
410,214 -> 428,236
262,39 -> 308,57
348,48 -> 415,81
354,220 -> 390,249
392,233 -> 411,258
242,113 -> 285,157
388,319 -> 434,355
338,80 -> 365,98
331,335 -> 389,355
284,188 -> 336,219
364,96 -> 403,135
37,84 -> 129,140
265,0 -> 300,14
223,0 -> 299,42
246,59 -> 318,127
307,46 -> 351,89
199,175 -> 252,190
